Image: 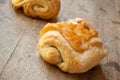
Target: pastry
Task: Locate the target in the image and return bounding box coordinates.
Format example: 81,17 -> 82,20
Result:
11,0 -> 60,19
38,18 -> 107,73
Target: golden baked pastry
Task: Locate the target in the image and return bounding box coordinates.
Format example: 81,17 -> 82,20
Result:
11,0 -> 60,19
38,18 -> 107,73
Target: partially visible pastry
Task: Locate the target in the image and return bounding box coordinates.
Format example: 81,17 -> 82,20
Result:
11,0 -> 60,19
38,18 -> 107,73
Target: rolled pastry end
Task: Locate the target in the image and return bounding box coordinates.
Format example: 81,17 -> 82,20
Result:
38,18 -> 108,73
11,0 -> 60,19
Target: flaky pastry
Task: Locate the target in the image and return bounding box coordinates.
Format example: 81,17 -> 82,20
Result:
38,18 -> 107,73
11,0 -> 60,19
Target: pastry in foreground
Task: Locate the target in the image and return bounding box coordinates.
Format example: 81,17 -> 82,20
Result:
11,0 -> 60,19
38,18 -> 107,73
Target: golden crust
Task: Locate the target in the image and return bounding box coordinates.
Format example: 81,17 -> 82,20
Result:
11,0 -> 60,19
40,18 -> 98,52
38,18 -> 107,73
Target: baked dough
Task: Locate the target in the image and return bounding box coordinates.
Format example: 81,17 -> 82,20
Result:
11,0 -> 60,19
38,18 -> 107,73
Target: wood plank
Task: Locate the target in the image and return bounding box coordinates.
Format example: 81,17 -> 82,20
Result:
0,0 -> 119,80
92,0 -> 120,80
0,0 -> 45,77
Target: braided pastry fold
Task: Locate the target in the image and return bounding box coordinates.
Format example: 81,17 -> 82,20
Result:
11,0 -> 60,19
38,18 -> 107,73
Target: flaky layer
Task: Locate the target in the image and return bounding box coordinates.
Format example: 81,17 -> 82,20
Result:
38,18 -> 107,73
40,18 -> 98,52
38,31 -> 107,73
11,0 -> 60,19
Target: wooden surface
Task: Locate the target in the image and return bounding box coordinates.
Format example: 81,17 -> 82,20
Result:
0,0 -> 120,80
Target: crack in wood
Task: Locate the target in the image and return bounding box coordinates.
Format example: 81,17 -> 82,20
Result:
118,11 -> 120,15
0,31 -> 25,77
78,4 -> 88,12
115,36 -> 120,40
104,62 -> 120,72
100,8 -> 107,13
112,20 -> 120,24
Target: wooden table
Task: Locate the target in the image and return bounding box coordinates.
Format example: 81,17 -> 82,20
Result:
0,0 -> 120,80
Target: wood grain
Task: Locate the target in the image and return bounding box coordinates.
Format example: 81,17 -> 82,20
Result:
0,0 -> 120,80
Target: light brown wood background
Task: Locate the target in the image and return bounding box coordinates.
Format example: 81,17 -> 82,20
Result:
0,0 -> 120,80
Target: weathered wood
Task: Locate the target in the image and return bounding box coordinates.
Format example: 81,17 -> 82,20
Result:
0,0 -> 120,80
